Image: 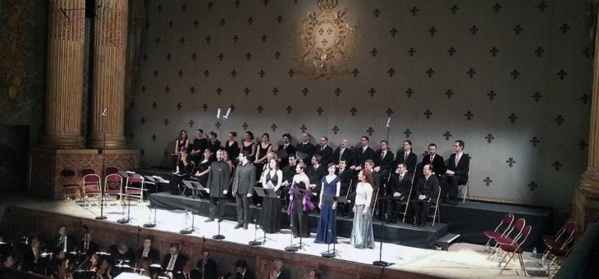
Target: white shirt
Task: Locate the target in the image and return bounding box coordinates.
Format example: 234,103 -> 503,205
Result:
354,182 -> 373,207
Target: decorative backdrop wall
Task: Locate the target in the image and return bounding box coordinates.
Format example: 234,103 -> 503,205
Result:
127,0 -> 594,211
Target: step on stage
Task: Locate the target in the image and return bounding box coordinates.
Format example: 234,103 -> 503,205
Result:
149,191 -> 552,250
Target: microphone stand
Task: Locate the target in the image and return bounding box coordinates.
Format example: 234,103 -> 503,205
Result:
321,229 -> 339,258
385,117 -> 391,143
143,197 -> 157,228
96,108 -> 108,220
373,197 -> 393,266
248,219 -> 262,246
181,184 -> 198,235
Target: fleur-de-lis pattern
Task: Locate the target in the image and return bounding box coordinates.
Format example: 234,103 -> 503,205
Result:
123,0 -> 592,209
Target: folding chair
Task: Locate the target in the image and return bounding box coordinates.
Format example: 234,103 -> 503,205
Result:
82,173 -> 102,207
543,221 -> 576,258
499,225 -> 533,276
397,180 -> 413,223
427,185 -> 442,226
59,169 -> 81,201
458,155 -> 471,203
124,174 -> 145,203
489,218 -> 526,258
104,173 -> 123,207
546,231 -> 581,278
481,213 -> 515,253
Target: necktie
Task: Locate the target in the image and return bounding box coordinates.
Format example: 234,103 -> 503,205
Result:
167,255 -> 176,270
404,152 -> 408,161
61,237 -> 67,252
399,174 -> 403,181
455,154 -> 460,166
430,155 -> 434,162
84,242 -> 88,251
382,151 -> 386,158
339,148 -> 344,160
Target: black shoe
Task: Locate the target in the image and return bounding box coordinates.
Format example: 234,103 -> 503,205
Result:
234,224 -> 243,229
205,218 -> 215,222
218,218 -> 224,223
243,224 -> 248,230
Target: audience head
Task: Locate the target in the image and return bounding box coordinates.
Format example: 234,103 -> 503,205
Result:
327,163 -> 336,174
209,131 -> 217,140
273,259 -> 284,272
340,139 -> 349,148
364,159 -> 375,171
308,269 -> 321,279
311,154 -> 322,165
235,259 -> 248,273
196,129 -> 204,138
203,149 -> 212,160
339,159 -> 347,169
359,170 -> 373,185
169,243 -> 180,255
266,151 -> 278,161
296,163 -> 307,174
396,163 -> 406,174
268,158 -> 278,170
202,250 -> 211,261
142,237 -> 152,249
228,132 -> 237,141
1,254 -> 14,268
58,224 -> 67,236
428,143 -> 437,155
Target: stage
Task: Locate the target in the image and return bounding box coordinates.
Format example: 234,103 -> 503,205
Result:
0,193 -> 553,279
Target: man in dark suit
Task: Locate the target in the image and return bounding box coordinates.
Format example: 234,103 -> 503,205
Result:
422,143 -> 446,177
20,236 -> 41,273
351,136 -> 376,172
76,231 -> 99,256
386,163 -> 412,223
441,140 -> 470,206
394,140 -> 418,174
232,151 -> 256,229
307,154 -> 326,193
162,243 -> 187,273
336,159 -> 354,216
281,154 -> 298,192
53,225 -> 75,253
206,131 -> 221,160
270,259 -> 291,279
234,259 -> 255,279
374,140 -> 395,187
411,164 -> 439,227
333,138 -> 354,166
196,250 -> 218,279
206,150 -> 231,222
277,133 -> 296,168
295,132 -> 315,164
316,136 -> 334,166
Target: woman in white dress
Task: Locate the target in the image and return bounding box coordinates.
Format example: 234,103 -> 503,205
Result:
351,170 -> 375,249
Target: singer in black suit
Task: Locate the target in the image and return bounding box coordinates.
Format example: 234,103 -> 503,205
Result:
295,132 -> 316,163
196,250 -> 218,279
333,139 -> 354,166
385,164 -> 412,223
411,164 -> 439,227
316,136 -> 335,165
307,155 -> 327,193
20,236 -> 42,273
206,150 -> 231,222
162,243 -> 187,273
441,140 -> 470,205
374,140 -> 394,186
394,140 -> 418,174
421,143 -> 446,177
277,133 -> 296,168
232,151 -> 256,229
53,225 -> 75,253
351,136 -> 376,170
137,237 -> 160,264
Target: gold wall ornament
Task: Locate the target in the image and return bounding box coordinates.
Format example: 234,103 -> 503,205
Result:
294,0 -> 357,79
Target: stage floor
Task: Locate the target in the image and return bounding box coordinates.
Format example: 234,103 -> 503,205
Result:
0,194 -> 552,279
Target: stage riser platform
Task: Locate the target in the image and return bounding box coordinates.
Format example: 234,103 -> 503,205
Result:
149,192 -> 448,248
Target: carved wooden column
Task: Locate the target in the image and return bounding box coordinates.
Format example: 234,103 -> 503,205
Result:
40,0 -> 86,149
87,0 -> 128,149
574,6 -> 599,230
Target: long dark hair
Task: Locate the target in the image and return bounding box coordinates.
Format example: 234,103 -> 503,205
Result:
177,130 -> 188,141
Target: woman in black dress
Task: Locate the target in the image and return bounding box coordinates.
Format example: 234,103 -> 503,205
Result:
261,158 -> 283,233
241,131 -> 256,161
224,131 -> 240,163
173,130 -> 189,171
254,133 -> 272,181
288,164 -> 313,238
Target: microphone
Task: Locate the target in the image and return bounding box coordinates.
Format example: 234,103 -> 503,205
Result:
101,108 -> 108,116
216,108 -> 221,119
386,117 -> 391,128
223,107 -> 231,119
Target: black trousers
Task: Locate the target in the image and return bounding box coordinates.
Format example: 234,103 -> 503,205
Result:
208,197 -> 225,220
235,193 -> 251,225
441,175 -> 467,200
411,200 -> 433,224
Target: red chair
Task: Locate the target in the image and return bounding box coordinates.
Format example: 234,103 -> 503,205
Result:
543,221 -> 576,258
81,168 -> 96,176
104,173 -> 123,206
59,169 -> 81,201
546,231 -> 582,278
481,213 -> 515,253
489,218 -> 526,258
499,225 -> 533,276
82,173 -> 102,206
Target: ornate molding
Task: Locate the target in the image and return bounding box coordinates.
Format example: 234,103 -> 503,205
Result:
294,0 -> 357,79
0,0 -> 28,101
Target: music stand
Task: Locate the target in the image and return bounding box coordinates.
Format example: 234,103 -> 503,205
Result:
180,180 -> 203,234
285,188 -> 308,252
372,196 -> 395,267
250,187 -> 277,246
320,195 -> 340,258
